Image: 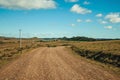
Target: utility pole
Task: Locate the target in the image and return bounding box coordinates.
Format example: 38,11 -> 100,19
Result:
19,29 -> 22,50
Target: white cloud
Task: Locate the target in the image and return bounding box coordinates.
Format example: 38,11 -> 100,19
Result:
104,26 -> 112,29
83,1 -> 90,5
96,13 -> 102,17
65,0 -> 79,2
0,0 -> 57,10
98,19 -> 107,24
70,4 -> 92,14
101,21 -> 107,24
77,19 -> 82,22
105,13 -> 120,23
86,19 -> 92,22
71,23 -> 75,27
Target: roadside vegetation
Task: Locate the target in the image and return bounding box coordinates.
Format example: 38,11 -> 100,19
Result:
0,36 -> 120,71
69,41 -> 120,67
0,37 -> 40,68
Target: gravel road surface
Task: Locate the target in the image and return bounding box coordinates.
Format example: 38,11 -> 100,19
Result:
0,46 -> 119,80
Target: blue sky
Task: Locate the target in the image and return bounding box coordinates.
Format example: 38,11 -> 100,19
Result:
0,0 -> 120,38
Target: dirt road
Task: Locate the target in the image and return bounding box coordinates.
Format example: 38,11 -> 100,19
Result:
0,46 -> 119,80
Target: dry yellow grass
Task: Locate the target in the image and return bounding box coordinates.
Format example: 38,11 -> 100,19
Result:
41,40 -> 120,55
0,38 -> 39,64
69,40 -> 120,55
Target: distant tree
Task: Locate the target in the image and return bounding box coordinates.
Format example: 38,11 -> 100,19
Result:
60,36 -> 96,41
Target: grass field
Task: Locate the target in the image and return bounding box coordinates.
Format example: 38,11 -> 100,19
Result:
0,37 -> 40,67
69,40 -> 120,55
67,40 -> 120,67
0,37 -> 120,68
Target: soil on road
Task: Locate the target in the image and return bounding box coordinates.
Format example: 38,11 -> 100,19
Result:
0,46 -> 119,80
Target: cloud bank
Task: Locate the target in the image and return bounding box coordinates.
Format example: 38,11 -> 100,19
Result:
0,0 -> 57,10
105,13 -> 120,23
